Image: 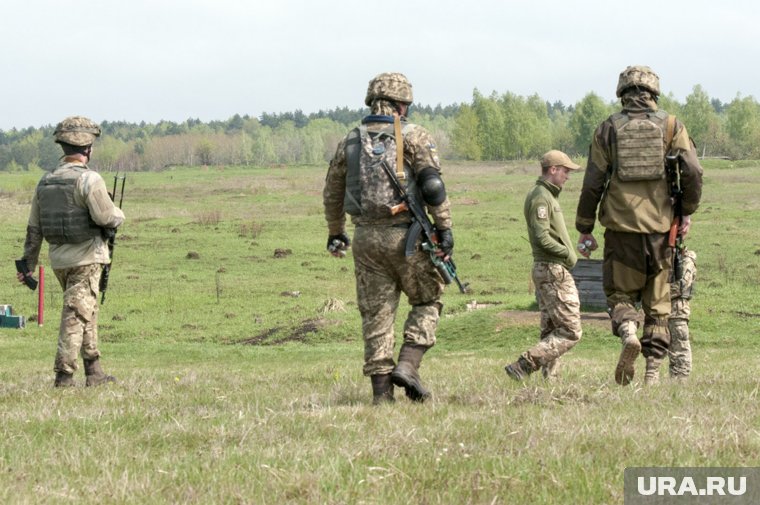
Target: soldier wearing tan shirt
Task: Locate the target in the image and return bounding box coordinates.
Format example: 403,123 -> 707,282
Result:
18,116 -> 124,387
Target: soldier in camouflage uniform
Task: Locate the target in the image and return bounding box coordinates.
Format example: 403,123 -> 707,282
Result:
323,72 -> 453,404
669,248 -> 696,379
17,116 -> 125,387
575,66 -> 703,386
505,151 -> 583,381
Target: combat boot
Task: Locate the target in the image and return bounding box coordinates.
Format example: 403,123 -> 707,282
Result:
391,344 -> 431,402
505,356 -> 532,381
83,358 -> 116,387
54,372 -> 75,388
614,321 -> 641,386
541,359 -> 561,380
644,356 -> 662,385
370,374 -> 395,405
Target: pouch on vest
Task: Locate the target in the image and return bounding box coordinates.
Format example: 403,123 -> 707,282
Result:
343,123 -> 412,218
613,111 -> 669,182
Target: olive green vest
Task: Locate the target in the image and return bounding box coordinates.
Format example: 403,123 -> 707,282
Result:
37,165 -> 102,245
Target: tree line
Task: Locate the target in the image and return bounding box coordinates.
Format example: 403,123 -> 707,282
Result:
1,86 -> 758,173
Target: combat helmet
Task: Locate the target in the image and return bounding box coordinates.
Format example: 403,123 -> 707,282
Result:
364,72 -> 413,106
616,65 -> 660,98
53,116 -> 101,146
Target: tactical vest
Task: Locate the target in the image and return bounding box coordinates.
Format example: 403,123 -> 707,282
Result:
612,110 -> 672,182
343,120 -> 414,218
37,165 -> 102,245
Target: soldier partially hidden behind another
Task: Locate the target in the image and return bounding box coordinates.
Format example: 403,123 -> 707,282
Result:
669,247 -> 697,379
323,72 -> 454,404
575,66 -> 703,385
505,150 -> 583,381
17,116 -> 125,387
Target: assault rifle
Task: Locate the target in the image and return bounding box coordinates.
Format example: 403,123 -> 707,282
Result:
379,161 -> 468,293
100,173 -> 126,304
666,154 -> 684,283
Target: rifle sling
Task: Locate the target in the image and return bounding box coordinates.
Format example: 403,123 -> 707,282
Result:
665,114 -> 676,148
393,114 -> 405,180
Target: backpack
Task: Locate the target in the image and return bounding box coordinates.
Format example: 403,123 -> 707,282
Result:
343,121 -> 412,218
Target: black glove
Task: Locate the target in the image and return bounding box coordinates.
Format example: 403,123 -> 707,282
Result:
327,233 -> 350,252
436,228 -> 454,257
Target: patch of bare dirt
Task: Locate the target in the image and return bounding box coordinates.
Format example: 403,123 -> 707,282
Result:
239,318 -> 332,345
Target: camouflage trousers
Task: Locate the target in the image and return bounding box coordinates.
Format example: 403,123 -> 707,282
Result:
668,298 -> 692,378
603,230 -> 671,359
53,264 -> 102,374
352,225 -> 444,376
521,262 -> 582,371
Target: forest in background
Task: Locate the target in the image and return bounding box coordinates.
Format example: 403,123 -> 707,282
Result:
1,85 -> 759,173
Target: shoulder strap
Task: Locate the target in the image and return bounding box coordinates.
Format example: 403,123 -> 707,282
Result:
665,114 -> 676,149
394,115 -> 405,180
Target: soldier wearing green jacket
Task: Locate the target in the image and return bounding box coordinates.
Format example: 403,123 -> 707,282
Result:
505,150 -> 583,381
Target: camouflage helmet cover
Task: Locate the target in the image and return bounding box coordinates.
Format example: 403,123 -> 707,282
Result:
53,116 -> 101,146
364,72 -> 413,106
616,65 -> 660,98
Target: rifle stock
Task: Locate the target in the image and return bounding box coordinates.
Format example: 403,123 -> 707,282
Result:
668,216 -> 679,249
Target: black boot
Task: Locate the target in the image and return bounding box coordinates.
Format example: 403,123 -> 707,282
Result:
84,358 -> 116,387
391,344 -> 431,402
371,374 -> 395,405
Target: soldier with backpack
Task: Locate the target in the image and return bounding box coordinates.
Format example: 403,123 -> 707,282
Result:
323,72 -> 454,404
575,66 -> 703,385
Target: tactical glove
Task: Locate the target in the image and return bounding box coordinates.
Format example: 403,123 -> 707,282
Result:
327,233 -> 351,253
436,228 -> 454,257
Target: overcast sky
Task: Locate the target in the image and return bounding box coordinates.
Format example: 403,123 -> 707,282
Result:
2,0 -> 758,130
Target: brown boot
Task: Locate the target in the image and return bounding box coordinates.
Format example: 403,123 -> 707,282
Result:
644,356 -> 662,385
54,371 -> 75,387
615,321 -> 641,386
391,344 -> 431,402
370,374 -> 395,405
84,358 -> 116,387
505,356 -> 532,381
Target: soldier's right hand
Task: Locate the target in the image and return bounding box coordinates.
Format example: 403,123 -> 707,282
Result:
327,233 -> 350,258
577,233 -> 598,258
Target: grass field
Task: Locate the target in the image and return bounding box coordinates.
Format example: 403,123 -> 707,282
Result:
1,160 -> 759,504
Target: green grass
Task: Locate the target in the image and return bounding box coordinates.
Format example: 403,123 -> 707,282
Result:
1,162 -> 759,504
